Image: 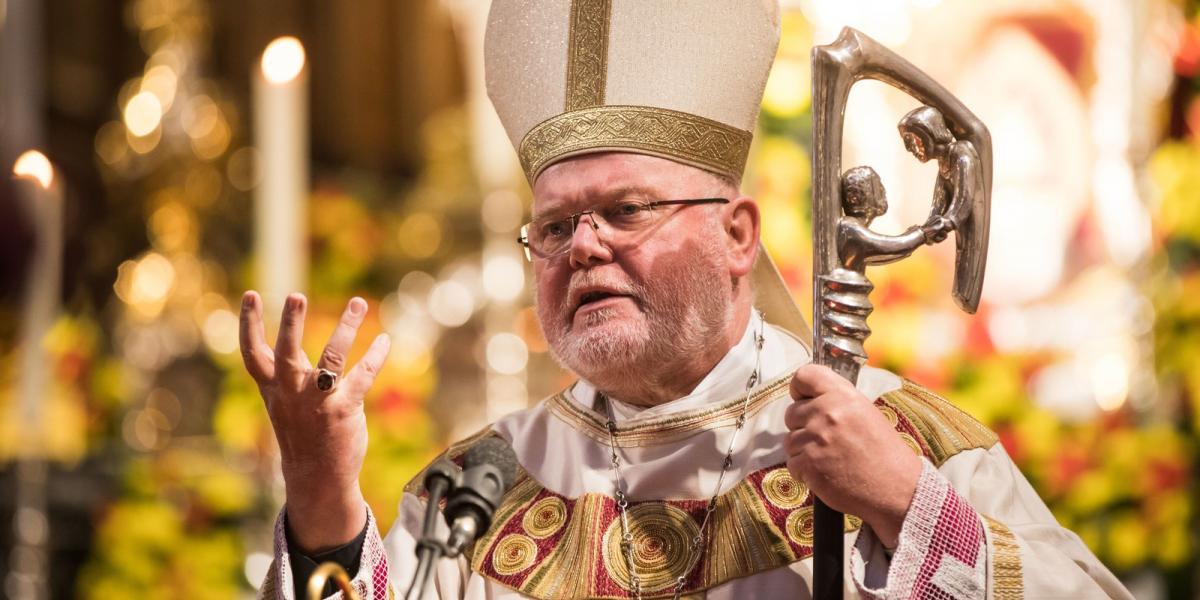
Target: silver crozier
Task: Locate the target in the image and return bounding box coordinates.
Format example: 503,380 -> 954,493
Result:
809,27 -> 992,598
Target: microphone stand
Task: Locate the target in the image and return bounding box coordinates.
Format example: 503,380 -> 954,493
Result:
405,460 -> 457,600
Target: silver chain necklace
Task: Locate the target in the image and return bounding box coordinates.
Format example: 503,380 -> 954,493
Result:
601,312 -> 765,600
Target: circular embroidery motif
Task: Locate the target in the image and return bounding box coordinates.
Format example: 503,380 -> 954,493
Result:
602,503 -> 700,593
761,468 -> 808,509
492,534 -> 538,576
899,432 -> 923,457
523,496 -> 567,539
785,506 -> 815,546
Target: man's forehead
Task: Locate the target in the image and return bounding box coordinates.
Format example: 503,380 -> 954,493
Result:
531,153 -> 709,214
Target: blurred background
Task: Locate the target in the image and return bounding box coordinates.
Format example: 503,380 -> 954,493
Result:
0,0 -> 1198,597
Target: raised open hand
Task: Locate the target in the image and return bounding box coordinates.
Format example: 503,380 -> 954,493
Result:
239,291 -> 391,552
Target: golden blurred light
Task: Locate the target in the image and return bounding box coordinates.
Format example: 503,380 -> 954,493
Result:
185,164 -> 223,207
261,36 -> 306,84
1092,352 -> 1129,411
141,64 -> 178,111
126,123 -> 162,154
193,291 -> 230,323
387,333 -> 433,375
122,407 -> 170,451
428,280 -> 474,327
399,270 -> 437,296
486,333 -> 528,375
132,253 -> 175,303
146,388 -> 182,428
117,77 -> 143,111
483,253 -> 524,302
122,326 -> 169,370
124,91 -> 163,136
95,121 -> 130,167
147,48 -> 184,75
191,115 -> 231,160
12,150 -> 53,189
482,190 -> 524,233
182,95 -> 220,138
399,213 -> 443,259
148,202 -> 196,252
226,147 -> 262,191
115,253 -> 176,317
487,374 -> 528,420
202,308 -> 239,354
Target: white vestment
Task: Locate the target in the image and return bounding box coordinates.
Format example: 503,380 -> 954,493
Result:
260,314 -> 1130,599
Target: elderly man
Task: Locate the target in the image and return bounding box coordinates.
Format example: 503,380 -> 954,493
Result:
245,1 -> 1129,598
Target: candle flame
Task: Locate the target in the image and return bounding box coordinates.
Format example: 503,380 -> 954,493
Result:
12,150 -> 54,189
261,37 -> 306,84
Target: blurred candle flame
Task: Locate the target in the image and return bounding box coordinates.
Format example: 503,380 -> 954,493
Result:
12,150 -> 53,190
261,37 -> 306,84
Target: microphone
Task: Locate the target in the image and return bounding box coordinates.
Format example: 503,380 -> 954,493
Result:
441,436 -> 516,556
443,437 -> 519,556
405,437 -> 518,600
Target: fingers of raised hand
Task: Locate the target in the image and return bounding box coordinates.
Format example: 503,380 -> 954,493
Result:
239,291 -> 275,381
274,293 -> 311,377
345,334 -> 391,396
317,297 -> 368,374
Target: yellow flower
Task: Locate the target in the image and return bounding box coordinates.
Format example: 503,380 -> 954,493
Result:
1105,511 -> 1149,571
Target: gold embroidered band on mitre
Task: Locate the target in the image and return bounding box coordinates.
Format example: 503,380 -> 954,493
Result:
518,105 -> 754,184
565,0 -> 611,111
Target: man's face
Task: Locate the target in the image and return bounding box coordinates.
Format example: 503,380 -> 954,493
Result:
530,153 -> 736,384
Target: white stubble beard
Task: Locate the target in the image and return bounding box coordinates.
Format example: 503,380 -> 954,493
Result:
537,235 -> 733,396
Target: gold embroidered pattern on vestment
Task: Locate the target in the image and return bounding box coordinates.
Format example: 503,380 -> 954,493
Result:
403,379 -> 999,598
518,105 -> 753,183
565,0 -> 611,111
524,497 -> 568,539
493,534 -> 540,576
602,503 -> 700,593
761,467 -> 808,509
470,464 -> 850,599
880,379 -> 998,466
983,516 -> 1023,599
546,374 -> 790,447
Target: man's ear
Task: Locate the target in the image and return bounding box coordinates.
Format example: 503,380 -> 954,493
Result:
724,196 -> 759,278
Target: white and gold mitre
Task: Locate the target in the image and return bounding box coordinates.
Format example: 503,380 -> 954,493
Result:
485,0 -> 781,184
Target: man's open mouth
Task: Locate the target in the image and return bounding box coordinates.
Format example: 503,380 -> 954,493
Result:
575,290 -> 633,312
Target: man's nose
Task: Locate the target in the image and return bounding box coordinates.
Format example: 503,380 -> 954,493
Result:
568,214 -> 613,269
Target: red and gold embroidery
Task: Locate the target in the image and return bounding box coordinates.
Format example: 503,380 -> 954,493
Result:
402,377 -> 997,599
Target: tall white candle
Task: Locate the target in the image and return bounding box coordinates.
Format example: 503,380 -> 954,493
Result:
253,36 -> 309,314
12,150 -> 61,443
10,149 -> 60,600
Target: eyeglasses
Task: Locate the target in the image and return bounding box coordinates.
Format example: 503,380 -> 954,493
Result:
517,197 -> 729,261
